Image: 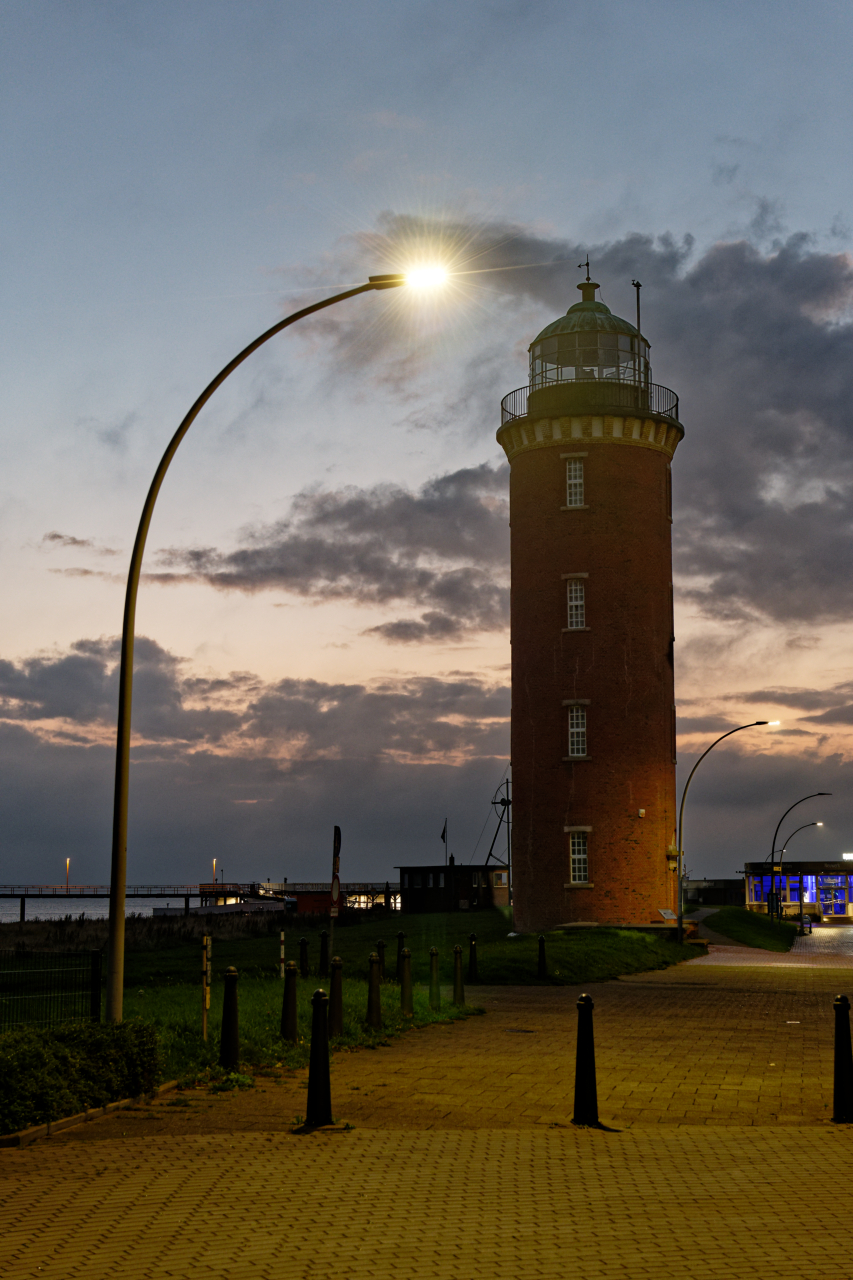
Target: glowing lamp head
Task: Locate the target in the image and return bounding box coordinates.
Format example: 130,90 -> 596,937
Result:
405,264 -> 448,290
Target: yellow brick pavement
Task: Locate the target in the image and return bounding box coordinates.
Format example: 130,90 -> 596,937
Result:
3,964 -> 853,1279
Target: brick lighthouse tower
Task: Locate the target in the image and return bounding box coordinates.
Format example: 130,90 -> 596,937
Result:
498,274 -> 684,930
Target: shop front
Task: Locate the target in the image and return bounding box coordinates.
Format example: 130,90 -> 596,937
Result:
744,861 -> 852,920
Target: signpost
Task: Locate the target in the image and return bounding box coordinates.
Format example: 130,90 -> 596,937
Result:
329,825 -> 341,958
202,934 -> 212,1040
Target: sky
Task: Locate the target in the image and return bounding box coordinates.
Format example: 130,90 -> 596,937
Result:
2,0 -> 853,888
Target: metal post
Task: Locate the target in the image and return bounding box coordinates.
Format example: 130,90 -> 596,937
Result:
219,967 -> 239,1072
376,939 -> 386,981
452,944 -> 465,1005
329,956 -> 343,1038
90,950 -> 102,1023
367,952 -> 382,1029
538,935 -> 547,980
396,931 -> 405,983
319,929 -> 329,979
429,947 -> 440,1011
305,989 -> 332,1127
572,993 -> 599,1126
281,960 -> 298,1043
280,930 -> 285,980
19,897 -> 24,923
299,937 -> 309,979
104,274 -> 406,1022
400,948 -> 413,1017
202,935 -> 209,1042
833,995 -> 853,1124
468,933 -> 478,983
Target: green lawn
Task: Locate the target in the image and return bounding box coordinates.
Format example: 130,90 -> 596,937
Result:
702,907 -> 798,952
123,908 -> 700,991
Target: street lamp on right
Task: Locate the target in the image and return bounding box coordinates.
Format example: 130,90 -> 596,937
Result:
676,720 -> 778,942
768,793 -> 831,923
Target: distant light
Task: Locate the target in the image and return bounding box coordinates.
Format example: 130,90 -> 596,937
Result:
817,822 -> 824,826
405,265 -> 448,289
768,720 -> 781,726
844,853 -> 853,861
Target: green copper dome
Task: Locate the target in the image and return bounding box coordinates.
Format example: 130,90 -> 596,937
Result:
530,281 -> 641,349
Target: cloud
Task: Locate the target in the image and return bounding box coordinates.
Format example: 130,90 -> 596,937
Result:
231,217 -> 853,637
153,462 -> 510,642
0,637 -> 511,881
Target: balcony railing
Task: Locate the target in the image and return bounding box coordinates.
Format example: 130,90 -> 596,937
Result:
501,378 -> 680,426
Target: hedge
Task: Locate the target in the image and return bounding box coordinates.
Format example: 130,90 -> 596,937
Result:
0,1020 -> 162,1136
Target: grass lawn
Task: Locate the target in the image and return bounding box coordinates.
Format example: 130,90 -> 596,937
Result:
702,907 -> 798,952
122,909 -> 700,990
123,976 -> 474,1083
117,910 -> 700,1080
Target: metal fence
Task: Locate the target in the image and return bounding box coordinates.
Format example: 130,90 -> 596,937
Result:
500,379 -> 680,425
0,950 -> 102,1030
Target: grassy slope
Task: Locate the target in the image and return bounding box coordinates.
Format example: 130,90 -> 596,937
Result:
123,909 -> 699,989
702,907 -> 798,952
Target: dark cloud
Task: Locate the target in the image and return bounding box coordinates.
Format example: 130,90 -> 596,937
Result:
266,215 -> 853,633
734,684 -> 853,712
0,637 -> 510,882
153,462 -> 510,642
42,532 -> 95,550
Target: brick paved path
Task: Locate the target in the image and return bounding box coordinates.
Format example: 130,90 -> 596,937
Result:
3,963 -> 853,1279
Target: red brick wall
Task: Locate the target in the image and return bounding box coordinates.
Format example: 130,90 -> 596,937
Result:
506,427 -> 679,929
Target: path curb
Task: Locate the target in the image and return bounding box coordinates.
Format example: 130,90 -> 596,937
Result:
0,1079 -> 179,1148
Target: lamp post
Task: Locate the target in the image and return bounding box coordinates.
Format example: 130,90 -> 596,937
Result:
676,721 -> 772,942
769,794 -> 831,924
770,821 -> 822,924
105,270 -> 432,1021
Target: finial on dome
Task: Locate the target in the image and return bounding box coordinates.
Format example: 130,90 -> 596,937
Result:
576,255 -> 598,302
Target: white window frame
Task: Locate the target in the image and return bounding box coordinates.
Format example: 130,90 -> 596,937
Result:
565,702 -> 588,757
570,831 -> 589,884
567,579 -> 585,629
566,458 -> 584,507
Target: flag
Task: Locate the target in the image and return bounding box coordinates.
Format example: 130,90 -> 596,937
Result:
440,821 -> 447,844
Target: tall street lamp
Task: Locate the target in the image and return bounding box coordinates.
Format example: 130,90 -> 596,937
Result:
106,269 -> 444,1021
768,793 -> 831,924
676,721 -> 774,942
771,821 -> 823,926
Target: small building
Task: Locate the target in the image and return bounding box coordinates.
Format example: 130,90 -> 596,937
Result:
744,861 -> 853,919
396,857 -> 510,913
684,879 -> 745,907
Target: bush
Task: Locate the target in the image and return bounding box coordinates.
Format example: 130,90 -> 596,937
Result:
0,1020 -> 162,1136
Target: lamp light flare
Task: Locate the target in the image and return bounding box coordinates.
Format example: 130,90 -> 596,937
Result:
405,264 -> 448,289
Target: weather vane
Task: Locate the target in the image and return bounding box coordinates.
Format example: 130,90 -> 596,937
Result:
578,254 -> 591,283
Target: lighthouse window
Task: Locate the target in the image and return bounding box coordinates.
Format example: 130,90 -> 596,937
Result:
566,460 -> 584,506
568,706 -> 587,756
567,581 -> 586,628
570,832 -> 589,883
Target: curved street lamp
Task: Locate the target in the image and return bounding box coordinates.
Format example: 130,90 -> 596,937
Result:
676,721 -> 773,942
106,270 -> 441,1020
770,820 -> 822,927
768,792 -> 831,924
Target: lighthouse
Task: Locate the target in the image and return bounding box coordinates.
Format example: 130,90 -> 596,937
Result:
497,275 -> 684,930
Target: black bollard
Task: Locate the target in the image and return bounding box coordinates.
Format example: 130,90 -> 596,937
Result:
305,989 -> 332,1127
468,933 -> 478,984
367,952 -> 382,1029
452,944 -> 465,1005
538,935 -> 547,980
572,993 -> 599,1126
377,939 -> 386,981
329,956 -> 343,1038
219,966 -> 240,1071
401,948 -> 413,1017
281,960 -> 298,1044
319,929 -> 329,979
429,946 -> 440,1011
833,994 -> 853,1123
299,936 -> 309,979
396,931 -> 406,983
